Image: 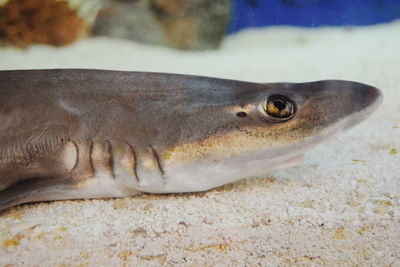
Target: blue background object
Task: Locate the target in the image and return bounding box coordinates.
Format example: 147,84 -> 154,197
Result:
229,0 -> 400,33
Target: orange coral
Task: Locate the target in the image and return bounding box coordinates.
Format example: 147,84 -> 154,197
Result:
0,0 -> 85,47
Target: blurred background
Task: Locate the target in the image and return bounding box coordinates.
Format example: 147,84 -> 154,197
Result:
0,0 -> 399,50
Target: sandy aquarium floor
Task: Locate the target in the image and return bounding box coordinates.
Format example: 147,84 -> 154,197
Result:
0,21 -> 400,266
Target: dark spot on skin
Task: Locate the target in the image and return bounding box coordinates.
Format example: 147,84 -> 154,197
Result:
236,112 -> 247,117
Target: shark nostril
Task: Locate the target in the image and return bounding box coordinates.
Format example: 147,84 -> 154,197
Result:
236,112 -> 247,117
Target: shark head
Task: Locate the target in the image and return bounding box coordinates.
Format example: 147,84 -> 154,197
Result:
157,78 -> 383,192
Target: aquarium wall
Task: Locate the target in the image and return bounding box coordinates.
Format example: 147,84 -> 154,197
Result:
230,0 -> 400,32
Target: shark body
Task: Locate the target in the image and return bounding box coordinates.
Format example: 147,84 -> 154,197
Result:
0,69 -> 382,211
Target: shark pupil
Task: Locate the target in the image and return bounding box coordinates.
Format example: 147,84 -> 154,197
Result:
273,100 -> 286,110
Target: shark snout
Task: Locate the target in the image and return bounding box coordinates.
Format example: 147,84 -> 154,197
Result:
358,83 -> 383,111
339,82 -> 383,132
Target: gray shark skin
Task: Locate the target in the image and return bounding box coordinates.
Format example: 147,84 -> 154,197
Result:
0,69 -> 382,211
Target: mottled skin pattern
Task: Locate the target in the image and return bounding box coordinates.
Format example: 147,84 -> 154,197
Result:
0,69 -> 382,211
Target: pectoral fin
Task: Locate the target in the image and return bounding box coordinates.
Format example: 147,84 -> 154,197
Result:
0,176 -> 75,212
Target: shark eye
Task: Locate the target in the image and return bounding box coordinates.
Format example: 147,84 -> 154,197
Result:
262,95 -> 295,121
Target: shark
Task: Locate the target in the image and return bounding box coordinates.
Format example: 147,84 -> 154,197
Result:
0,69 -> 382,211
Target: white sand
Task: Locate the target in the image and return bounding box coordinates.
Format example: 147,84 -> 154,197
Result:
0,21 -> 400,266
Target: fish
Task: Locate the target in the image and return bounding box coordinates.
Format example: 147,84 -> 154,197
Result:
0,69 -> 382,211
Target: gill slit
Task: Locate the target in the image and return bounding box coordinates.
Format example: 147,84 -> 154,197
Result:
104,140 -> 115,179
126,143 -> 139,184
149,145 -> 166,183
88,141 -> 94,176
70,140 -> 79,170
